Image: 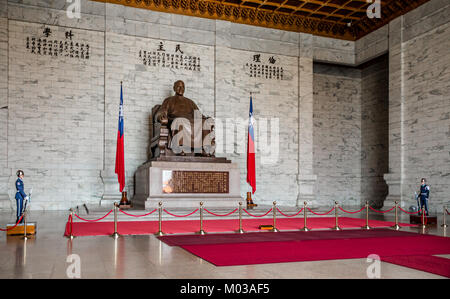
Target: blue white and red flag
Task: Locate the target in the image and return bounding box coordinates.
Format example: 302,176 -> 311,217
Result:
247,94 -> 256,194
115,83 -> 125,192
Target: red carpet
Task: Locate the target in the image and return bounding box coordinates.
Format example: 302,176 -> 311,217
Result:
64,216 -> 414,237
178,234 -> 450,267
381,255 -> 450,278
158,228 -> 420,246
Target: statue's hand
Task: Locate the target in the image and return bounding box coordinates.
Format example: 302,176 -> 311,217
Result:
158,111 -> 168,125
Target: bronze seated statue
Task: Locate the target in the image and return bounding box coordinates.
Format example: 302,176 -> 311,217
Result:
149,80 -> 215,159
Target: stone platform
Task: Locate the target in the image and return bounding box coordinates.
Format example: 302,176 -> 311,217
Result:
134,159 -> 242,209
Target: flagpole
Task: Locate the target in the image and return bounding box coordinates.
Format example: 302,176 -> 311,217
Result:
247,91 -> 253,199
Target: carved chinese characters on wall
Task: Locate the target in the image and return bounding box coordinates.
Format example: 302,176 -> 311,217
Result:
245,53 -> 284,80
25,27 -> 90,60
139,41 -> 201,72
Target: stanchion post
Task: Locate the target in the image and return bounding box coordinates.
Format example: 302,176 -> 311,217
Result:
420,207 -> 426,230
235,202 -> 245,234
23,211 -> 28,240
271,201 -> 279,232
67,209 -> 76,239
391,201 -> 401,230
196,202 -> 207,235
332,201 -> 341,231
111,202 -> 120,239
441,206 -> 448,228
300,201 -> 310,232
362,201 -> 372,230
154,201 -> 164,236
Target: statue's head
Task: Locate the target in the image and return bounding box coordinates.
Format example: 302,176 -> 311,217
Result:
173,80 -> 185,96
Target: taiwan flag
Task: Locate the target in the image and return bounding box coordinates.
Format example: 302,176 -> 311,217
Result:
115,83 -> 125,192
247,94 -> 256,194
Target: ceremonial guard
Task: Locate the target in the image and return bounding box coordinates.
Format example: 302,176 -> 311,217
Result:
418,178 -> 430,216
15,170 -> 29,224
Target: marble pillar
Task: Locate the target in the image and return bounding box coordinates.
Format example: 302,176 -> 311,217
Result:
297,33 -> 317,206
384,16 -> 404,205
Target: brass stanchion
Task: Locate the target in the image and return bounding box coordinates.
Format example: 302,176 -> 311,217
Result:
196,202 -> 207,235
420,207 -> 426,230
441,206 -> 448,228
67,209 -> 76,239
362,201 -> 372,230
235,202 -> 245,234
271,201 -> 279,232
23,211 -> 28,240
300,201 -> 310,232
391,201 -> 401,230
154,201 -> 164,236
332,201 -> 341,231
111,202 -> 120,239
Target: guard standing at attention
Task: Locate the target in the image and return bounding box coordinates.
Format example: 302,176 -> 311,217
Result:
15,170 -> 29,224
418,178 -> 430,216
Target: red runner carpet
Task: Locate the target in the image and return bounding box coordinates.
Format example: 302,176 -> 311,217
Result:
380,255 -> 450,278
64,217 -> 414,237
158,228 -> 420,246
175,232 -> 450,276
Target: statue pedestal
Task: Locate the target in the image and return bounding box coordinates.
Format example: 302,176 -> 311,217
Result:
134,159 -> 242,209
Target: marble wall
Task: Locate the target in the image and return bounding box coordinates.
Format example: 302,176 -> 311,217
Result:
400,21 -> 450,210
103,33 -> 215,202
382,0 -> 450,212
360,55 -> 389,208
215,47 -> 299,206
313,63 -> 362,206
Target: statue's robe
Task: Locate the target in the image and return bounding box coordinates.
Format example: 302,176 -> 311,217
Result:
156,95 -> 214,154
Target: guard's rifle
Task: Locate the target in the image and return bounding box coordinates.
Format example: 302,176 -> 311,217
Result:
22,187 -> 32,215
414,191 -> 420,212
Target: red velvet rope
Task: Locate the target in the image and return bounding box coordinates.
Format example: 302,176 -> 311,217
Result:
119,209 -> 157,217
276,207 -> 304,217
0,215 -> 24,231
398,207 -> 420,215
163,208 -> 199,217
446,208 -> 449,215
243,208 -> 273,217
369,206 -> 395,214
307,207 -> 335,216
74,209 -> 113,222
338,206 -> 366,214
204,208 -> 238,217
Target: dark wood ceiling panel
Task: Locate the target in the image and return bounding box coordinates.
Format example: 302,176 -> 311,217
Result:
94,0 -> 432,40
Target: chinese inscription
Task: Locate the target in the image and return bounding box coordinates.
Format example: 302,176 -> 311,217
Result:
139,41 -> 201,72
25,27 -> 90,60
162,171 -> 229,193
245,53 -> 284,80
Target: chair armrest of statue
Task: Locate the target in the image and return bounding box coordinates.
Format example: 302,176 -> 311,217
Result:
149,104 -> 170,159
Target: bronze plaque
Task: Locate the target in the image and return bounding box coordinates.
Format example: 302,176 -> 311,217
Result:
162,170 -> 229,193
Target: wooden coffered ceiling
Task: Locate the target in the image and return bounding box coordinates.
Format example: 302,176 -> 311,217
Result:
96,0 -> 431,40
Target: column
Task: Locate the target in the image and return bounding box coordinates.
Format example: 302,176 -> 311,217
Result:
0,15 -> 11,210
297,33 -> 317,206
383,16 -> 404,205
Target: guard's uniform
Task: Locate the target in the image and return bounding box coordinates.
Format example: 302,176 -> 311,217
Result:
15,178 -> 27,223
419,184 -> 430,215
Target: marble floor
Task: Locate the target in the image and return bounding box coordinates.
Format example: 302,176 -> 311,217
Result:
0,205 -> 448,279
